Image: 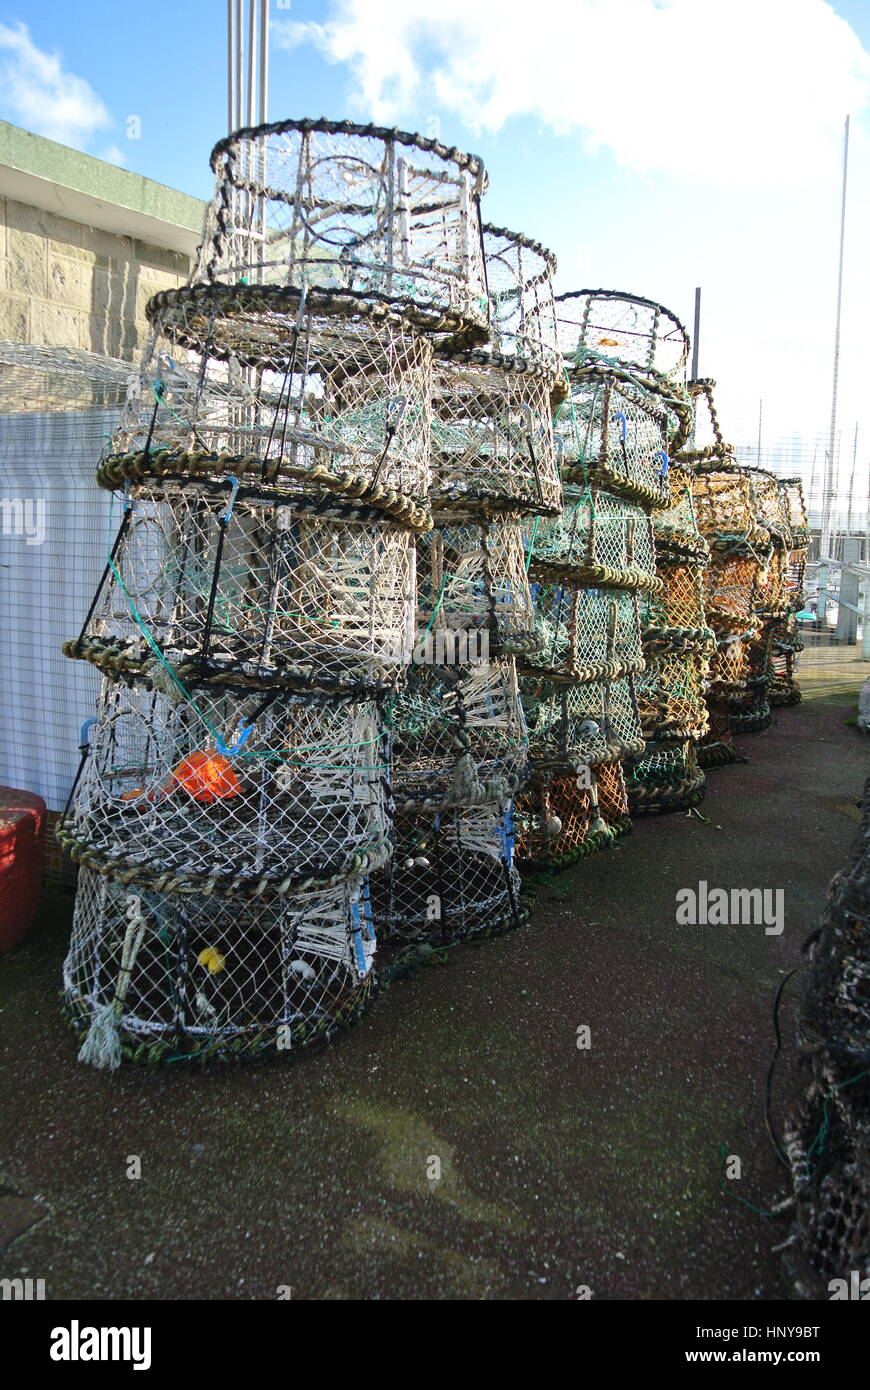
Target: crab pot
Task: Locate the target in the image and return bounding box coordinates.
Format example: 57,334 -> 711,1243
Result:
192,119 -> 489,339
706,624 -> 752,692
371,800 -> 523,947
641,560 -> 711,637
653,473 -> 710,559
784,551 -> 807,608
697,699 -> 740,769
689,470 -> 769,552
522,582 -> 643,683
515,760 -> 631,868
389,657 -> 528,811
66,480 -> 417,695
430,353 -> 561,517
482,224 -> 559,371
101,285 -> 434,524
63,867 -> 377,1063
754,547 -> 789,616
626,737 -> 705,814
779,477 -> 810,549
727,678 -> 773,734
522,673 -> 645,769
703,554 -> 760,626
747,468 -> 793,548
526,486 -> 659,592
554,290 -> 690,383
58,677 -> 392,895
635,650 -> 711,741
554,368 -> 676,509
416,516 -> 539,655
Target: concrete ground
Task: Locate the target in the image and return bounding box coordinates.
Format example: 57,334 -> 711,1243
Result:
1,646 -> 868,1301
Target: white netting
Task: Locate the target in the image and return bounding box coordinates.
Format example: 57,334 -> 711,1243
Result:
59,677 -> 391,894
63,867 -> 377,1060
780,478 -> 810,547
417,516 -> 539,654
67,480 -> 417,694
482,224 -> 558,370
192,119 -> 489,336
522,673 -> 645,768
554,290 -> 690,381
526,485 -> 659,591
524,583 -> 643,681
390,657 -> 528,807
100,285 -> 433,522
430,353 -> 561,517
372,800 -> 522,945
554,368 -> 675,508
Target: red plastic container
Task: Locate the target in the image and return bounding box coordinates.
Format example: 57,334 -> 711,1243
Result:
0,787 -> 46,951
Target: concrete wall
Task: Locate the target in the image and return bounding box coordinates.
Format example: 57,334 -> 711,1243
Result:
0,195 -> 189,362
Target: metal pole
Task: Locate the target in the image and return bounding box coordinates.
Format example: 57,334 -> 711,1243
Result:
227,0 -> 236,135
258,0 -> 268,125
847,421 -> 858,537
247,0 -> 256,128
235,0 -> 243,130
691,287 -> 701,380
819,114 -> 850,616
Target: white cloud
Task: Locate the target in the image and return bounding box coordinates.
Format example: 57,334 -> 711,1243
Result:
0,20 -> 111,148
99,144 -> 127,167
276,0 -> 870,190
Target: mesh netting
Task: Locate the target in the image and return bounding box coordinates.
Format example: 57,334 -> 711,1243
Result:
58,677 -> 391,895
554,289 -> 690,382
523,583 -> 643,682
706,625 -> 752,691
653,473 -> 709,559
526,485 -> 659,592
635,650 -> 710,740
704,554 -> 759,625
192,119 -> 489,337
626,737 -> 705,813
690,470 -> 770,554
784,551 -> 807,608
554,367 -> 674,509
482,224 -> 558,371
389,657 -> 528,809
62,866 -> 377,1062
754,546 -> 789,616
65,480 -> 417,695
515,761 -> 631,867
416,516 -> 539,654
779,477 -> 811,548
697,699 -> 740,768
522,673 -> 645,768
99,285 -> 434,526
371,800 -> 523,946
429,353 -> 561,516
641,561 -> 711,640
784,778 -> 870,1296
747,468 -> 792,549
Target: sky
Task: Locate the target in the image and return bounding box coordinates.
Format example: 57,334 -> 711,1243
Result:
2,0 -> 870,516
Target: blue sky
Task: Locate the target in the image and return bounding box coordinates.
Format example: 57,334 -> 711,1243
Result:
2,0 -> 870,508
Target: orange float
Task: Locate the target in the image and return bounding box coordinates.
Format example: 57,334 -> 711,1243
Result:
169,751 -> 241,803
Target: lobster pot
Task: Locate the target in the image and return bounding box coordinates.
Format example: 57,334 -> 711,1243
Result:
704,554 -> 759,626
727,680 -> 772,734
642,561 -> 711,638
192,119 -> 489,338
554,290 -> 690,382
430,354 -> 561,516
63,867 -> 377,1062
371,801 -> 522,946
770,646 -> 801,707
390,657 -> 528,809
522,673 -> 644,770
706,625 -> 752,692
554,368 -> 673,508
416,517 -> 538,655
754,545 -> 789,616
626,737 -> 705,814
653,474 -> 709,558
784,550 -> 807,607
515,761 -> 631,868
697,699 -> 739,768
690,470 -> 768,550
779,477 -> 810,549
748,469 -> 792,548
59,678 -> 392,894
526,486 -> 659,591
103,285 -> 434,524
523,583 -> 643,682
635,651 -> 710,741
482,225 -> 559,371
67,481 -> 417,694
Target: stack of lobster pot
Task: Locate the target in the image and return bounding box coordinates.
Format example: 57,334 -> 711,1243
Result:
59,119 -> 490,1065
731,466 -> 794,732
515,290 -> 691,864
769,478 -> 809,708
372,227 -> 563,945
684,380 -> 772,768
625,458 -> 715,814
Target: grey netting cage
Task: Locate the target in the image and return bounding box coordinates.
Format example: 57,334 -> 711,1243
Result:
522,672 -> 645,770
525,485 -> 660,592
554,289 -> 690,383
626,737 -> 705,814
553,367 -> 677,510
193,119 -> 490,338
521,583 -> 643,683
416,515 -> 539,655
